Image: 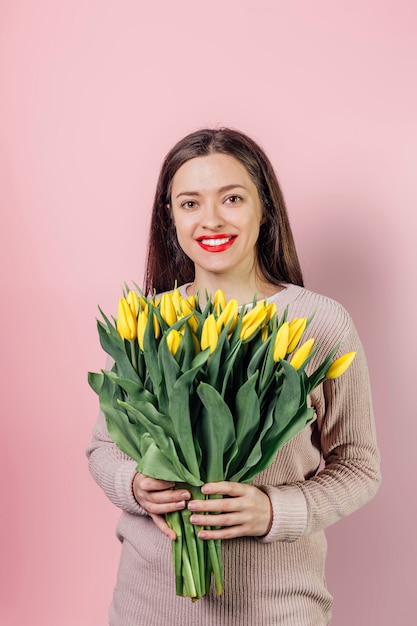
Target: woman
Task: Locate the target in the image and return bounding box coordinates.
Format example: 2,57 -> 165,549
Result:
87,128 -> 381,625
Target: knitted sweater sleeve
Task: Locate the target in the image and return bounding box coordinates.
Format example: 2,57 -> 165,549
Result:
259,316 -> 381,543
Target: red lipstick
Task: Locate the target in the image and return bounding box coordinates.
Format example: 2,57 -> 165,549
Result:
196,234 -> 237,253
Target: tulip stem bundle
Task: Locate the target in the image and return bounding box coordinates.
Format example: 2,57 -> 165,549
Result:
89,286 -> 356,600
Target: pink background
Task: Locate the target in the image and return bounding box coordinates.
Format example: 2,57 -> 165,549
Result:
1,1 -> 415,624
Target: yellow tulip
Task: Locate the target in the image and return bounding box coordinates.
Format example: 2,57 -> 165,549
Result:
265,302 -> 277,323
240,302 -> 268,341
191,332 -> 200,355
180,299 -> 199,333
153,312 -> 161,339
126,290 -> 140,318
116,297 -> 137,340
216,298 -> 239,333
290,338 -> 315,370
326,352 -> 356,379
171,288 -> 183,315
137,310 -> 148,350
273,322 -> 290,361
213,289 -> 227,315
166,329 -> 181,356
261,325 -> 269,342
287,318 -> 307,353
186,295 -> 197,308
201,314 -> 219,354
160,293 -> 178,326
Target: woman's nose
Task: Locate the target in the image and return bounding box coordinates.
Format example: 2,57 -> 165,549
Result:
201,201 -> 225,229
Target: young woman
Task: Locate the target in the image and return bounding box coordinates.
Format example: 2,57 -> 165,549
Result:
87,128 -> 381,625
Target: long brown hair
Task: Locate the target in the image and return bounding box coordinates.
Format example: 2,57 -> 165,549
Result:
143,128 -> 303,294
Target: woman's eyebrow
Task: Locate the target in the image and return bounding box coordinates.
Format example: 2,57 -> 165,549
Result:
175,184 -> 247,199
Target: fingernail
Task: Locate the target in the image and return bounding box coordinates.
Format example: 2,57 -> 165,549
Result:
180,491 -> 190,499
198,531 -> 207,539
188,502 -> 197,510
176,501 -> 185,509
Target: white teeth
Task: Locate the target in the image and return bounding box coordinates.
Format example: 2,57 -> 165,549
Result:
200,237 -> 232,246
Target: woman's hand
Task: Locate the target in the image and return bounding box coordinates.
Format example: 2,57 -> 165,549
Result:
132,473 -> 191,540
188,482 -> 273,540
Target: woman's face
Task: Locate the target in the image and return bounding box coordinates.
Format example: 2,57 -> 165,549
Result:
170,152 -> 263,286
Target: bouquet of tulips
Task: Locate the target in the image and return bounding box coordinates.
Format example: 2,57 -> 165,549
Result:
88,286 -> 355,600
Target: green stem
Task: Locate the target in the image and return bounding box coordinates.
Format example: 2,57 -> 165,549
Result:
181,543 -> 197,598
181,508 -> 202,598
167,510 -> 183,596
207,537 -> 224,595
129,340 -> 138,372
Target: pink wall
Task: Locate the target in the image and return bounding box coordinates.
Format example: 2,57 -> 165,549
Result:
1,1 -> 415,624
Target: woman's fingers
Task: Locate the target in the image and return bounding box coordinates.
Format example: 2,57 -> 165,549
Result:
132,473 -> 191,514
188,482 -> 272,538
132,476 -> 272,539
149,513 -> 177,541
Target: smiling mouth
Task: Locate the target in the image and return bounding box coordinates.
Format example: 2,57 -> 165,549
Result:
199,236 -> 233,246
196,235 -> 237,252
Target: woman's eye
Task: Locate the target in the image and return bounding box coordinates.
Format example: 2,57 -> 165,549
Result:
225,195 -> 243,205
181,200 -> 197,209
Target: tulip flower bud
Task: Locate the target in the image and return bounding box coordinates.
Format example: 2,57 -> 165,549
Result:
127,290 -> 140,318
326,352 -> 356,379
201,314 -> 219,354
265,302 -> 277,324
216,299 -> 239,333
137,310 -> 148,350
117,297 -> 137,341
180,299 -> 199,333
240,302 -> 268,341
191,333 -> 200,354
153,312 -> 161,339
166,329 -> 181,356
160,293 -> 177,326
171,288 -> 183,315
287,318 -> 307,353
186,295 -> 197,308
261,325 -> 269,343
273,322 -> 290,361
213,289 -> 227,315
290,338 -> 315,370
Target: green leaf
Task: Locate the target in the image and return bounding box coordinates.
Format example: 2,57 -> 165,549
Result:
98,373 -> 143,463
205,327 -> 231,389
104,370 -> 156,405
88,371 -> 103,394
143,310 -> 162,390
269,359 -> 302,432
228,398 -> 276,483
118,400 -> 202,486
196,382 -> 237,482
168,365 -> 207,480
158,336 -> 181,399
247,333 -> 271,380
219,340 -> 243,398
137,439 -> 194,483
272,406 -> 315,449
225,373 -> 261,478
178,322 -> 196,372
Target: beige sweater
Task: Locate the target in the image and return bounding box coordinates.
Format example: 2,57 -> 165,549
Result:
86,284 -> 381,626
